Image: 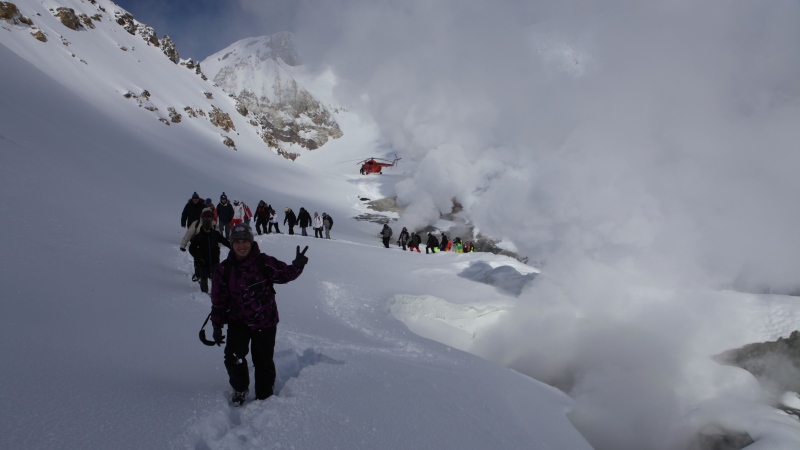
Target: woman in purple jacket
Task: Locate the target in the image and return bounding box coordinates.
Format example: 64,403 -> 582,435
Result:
210,224 -> 309,406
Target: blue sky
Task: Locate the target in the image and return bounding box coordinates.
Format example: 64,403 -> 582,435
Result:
113,0 -> 299,60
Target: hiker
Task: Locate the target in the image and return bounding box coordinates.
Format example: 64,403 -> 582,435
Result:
284,208 -> 297,235
204,198 -> 218,221
322,213 -> 333,239
189,213 -> 231,293
426,232 -> 439,254
381,224 -> 393,248
454,237 -> 463,253
441,234 -> 450,252
397,227 -> 410,250
180,192 -> 206,251
242,201 -> 253,226
408,232 -> 422,253
297,207 -> 312,237
267,207 -> 281,234
210,224 -> 309,406
181,206 -> 219,259
217,193 -> 235,240
254,201 -> 269,235
313,212 -> 323,238
231,199 -> 249,227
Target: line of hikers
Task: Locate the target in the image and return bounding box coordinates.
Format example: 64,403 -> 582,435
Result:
179,191 -> 333,291
381,224 -> 475,254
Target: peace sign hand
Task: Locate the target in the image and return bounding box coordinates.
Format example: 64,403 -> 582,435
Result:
293,245 -> 309,268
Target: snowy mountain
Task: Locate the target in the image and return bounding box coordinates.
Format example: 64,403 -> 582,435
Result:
0,0 -> 338,160
202,33 -> 343,161
4,1 -> 800,449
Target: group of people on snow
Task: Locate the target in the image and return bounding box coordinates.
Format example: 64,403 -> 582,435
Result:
380,224 -> 475,254
181,192 -> 334,245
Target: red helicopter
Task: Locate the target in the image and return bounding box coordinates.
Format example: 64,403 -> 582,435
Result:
358,156 -> 401,175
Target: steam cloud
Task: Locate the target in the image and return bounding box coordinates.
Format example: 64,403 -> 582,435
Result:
245,0 -> 800,448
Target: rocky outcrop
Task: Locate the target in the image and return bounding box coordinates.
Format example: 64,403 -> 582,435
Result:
1,2 -> 24,24
209,106 -> 234,132
113,11 -> 185,66
54,7 -> 81,30
228,84 -> 342,156
204,34 -> 342,159
1,1 -> 35,30
159,35 -> 178,63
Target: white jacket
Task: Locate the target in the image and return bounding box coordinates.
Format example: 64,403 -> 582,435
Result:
232,202 -> 247,221
313,215 -> 323,228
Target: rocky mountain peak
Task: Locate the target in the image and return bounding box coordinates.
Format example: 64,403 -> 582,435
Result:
203,32 -> 342,160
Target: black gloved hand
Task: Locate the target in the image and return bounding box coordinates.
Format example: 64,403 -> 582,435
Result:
180,247 -> 187,252
293,245 -> 309,268
212,325 -> 225,346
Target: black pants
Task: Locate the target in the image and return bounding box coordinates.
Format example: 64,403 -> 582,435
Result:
224,322 -> 277,400
314,227 -> 323,238
268,222 -> 281,233
287,224 -> 295,235
255,218 -> 268,235
382,237 -> 391,248
194,262 -> 216,293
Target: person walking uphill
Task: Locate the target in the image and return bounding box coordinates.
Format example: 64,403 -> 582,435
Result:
381,224 -> 393,248
284,208 -> 297,235
217,193 -> 235,240
210,224 -> 309,406
189,214 -> 230,293
426,232 -> 439,254
397,227 -> 410,250
313,212 -> 323,238
297,207 -> 312,237
322,212 -> 333,239
180,192 -> 206,251
408,232 -> 422,253
253,201 -> 269,235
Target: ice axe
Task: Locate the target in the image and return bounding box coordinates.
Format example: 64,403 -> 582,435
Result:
198,313 -> 218,347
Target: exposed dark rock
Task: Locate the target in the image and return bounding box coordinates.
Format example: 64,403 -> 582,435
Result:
222,136 -> 236,150
78,13 -> 94,29
204,92 -> 213,99
159,35 -> 178,63
167,107 -> 181,123
0,2 -> 20,22
715,330 -> 800,399
353,213 -> 395,225
55,7 -> 80,30
31,29 -> 46,42
115,12 -> 136,35
209,106 -> 235,132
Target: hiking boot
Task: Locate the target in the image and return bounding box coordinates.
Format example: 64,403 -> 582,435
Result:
192,274 -> 199,282
231,389 -> 248,407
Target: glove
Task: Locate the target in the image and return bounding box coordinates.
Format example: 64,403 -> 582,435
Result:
212,325 -> 225,346
293,245 -> 309,268
180,247 -> 186,252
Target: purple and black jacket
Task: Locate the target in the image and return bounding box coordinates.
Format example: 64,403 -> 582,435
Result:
211,242 -> 304,330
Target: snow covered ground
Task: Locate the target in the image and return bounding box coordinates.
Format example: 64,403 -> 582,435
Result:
3,1 -> 800,449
